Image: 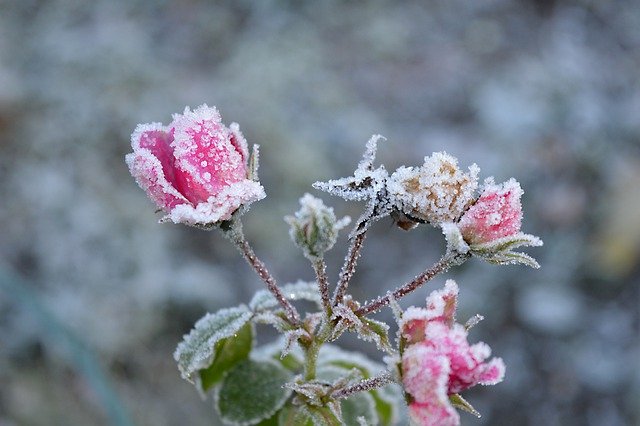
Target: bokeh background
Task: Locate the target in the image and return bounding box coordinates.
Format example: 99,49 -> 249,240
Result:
1,0 -> 639,425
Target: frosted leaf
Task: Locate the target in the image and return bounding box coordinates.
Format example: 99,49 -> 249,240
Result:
469,232 -> 543,268
358,318 -> 395,354
341,392 -> 378,426
215,359 -> 292,426
464,314 -> 484,331
249,281 -> 321,312
174,305 -> 252,383
285,379 -> 328,405
449,394 -> 481,418
281,328 -> 310,359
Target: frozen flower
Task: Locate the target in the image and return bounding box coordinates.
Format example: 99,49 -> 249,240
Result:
126,105 -> 265,226
285,193 -> 351,260
400,280 -> 459,344
447,178 -> 543,268
387,152 -> 479,227
400,282 -> 505,425
458,178 -> 522,245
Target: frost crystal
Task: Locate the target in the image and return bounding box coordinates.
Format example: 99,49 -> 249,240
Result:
459,177 -> 522,244
126,104 -> 265,227
387,152 -> 479,227
313,135 -> 389,203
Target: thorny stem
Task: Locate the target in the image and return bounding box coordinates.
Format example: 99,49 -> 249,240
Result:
223,220 -> 300,326
332,219 -> 369,306
313,258 -> 332,318
331,372 -> 394,400
356,251 -> 470,316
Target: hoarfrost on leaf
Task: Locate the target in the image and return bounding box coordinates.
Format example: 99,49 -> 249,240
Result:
174,305 -> 252,384
249,281 -> 322,313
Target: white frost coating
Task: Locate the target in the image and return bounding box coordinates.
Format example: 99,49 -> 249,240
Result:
313,135 -> 389,202
387,152 -> 479,225
165,180 -> 265,225
249,280 -> 321,312
130,122 -> 168,150
174,305 -> 252,382
229,122 -> 249,161
125,147 -> 188,203
441,222 -> 470,254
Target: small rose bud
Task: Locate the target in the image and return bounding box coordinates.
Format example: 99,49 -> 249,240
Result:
125,105 -> 265,227
458,178 -> 523,245
387,152 -> 479,227
285,194 -> 350,260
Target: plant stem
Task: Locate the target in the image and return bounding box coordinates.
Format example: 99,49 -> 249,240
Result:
356,252 -> 470,316
223,220 -> 300,326
332,219 -> 369,306
331,372 -> 394,399
313,258 -> 332,317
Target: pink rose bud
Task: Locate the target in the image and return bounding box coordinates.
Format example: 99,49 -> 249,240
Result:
458,178 -> 523,245
126,105 -> 265,226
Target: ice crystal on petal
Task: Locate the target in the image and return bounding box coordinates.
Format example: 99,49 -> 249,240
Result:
459,178 -> 523,245
400,282 -> 505,425
387,152 -> 479,226
126,104 -> 265,227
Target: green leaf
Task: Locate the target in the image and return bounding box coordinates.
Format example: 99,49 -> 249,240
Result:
278,405 -> 340,426
449,393 -> 481,418
341,392 -> 377,426
359,318 -> 394,354
217,359 -> 292,425
199,322 -> 254,392
174,306 -> 253,384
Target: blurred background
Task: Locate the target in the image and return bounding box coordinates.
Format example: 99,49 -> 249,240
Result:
1,0 -> 639,425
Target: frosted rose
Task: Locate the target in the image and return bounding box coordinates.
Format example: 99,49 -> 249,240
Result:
400,280 -> 459,344
400,281 -> 505,426
126,105 -> 265,226
387,152 -> 479,226
458,178 -> 523,245
402,322 -> 505,426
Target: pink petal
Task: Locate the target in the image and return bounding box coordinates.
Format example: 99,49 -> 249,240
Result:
125,147 -> 187,212
408,401 -> 460,426
170,105 -> 247,204
459,178 -> 523,244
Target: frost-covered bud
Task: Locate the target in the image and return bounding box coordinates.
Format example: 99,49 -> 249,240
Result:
387,152 -> 479,227
126,105 -> 265,226
459,178 -> 522,245
285,194 -> 350,260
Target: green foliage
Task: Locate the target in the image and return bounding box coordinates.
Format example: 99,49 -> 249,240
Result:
174,306 -> 253,384
199,322 -> 254,392
216,359 -> 293,425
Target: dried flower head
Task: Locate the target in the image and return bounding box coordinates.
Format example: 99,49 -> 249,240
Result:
126,105 -> 265,226
387,152 -> 479,227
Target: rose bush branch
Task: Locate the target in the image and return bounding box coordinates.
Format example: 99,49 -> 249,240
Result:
221,218 -> 300,326
356,251 -> 469,317
127,104 -> 543,426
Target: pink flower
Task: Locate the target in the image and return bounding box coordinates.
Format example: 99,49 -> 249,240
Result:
458,178 -> 523,245
400,282 -> 505,425
400,280 -> 459,345
126,105 -> 265,226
